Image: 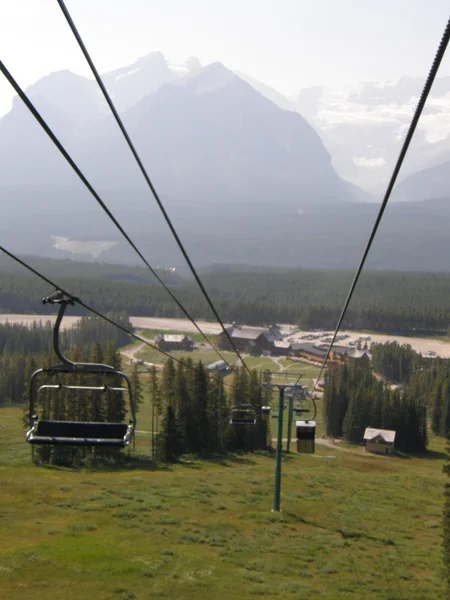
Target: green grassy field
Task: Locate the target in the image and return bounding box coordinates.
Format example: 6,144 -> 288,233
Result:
135,339 -> 322,384
0,400 -> 447,600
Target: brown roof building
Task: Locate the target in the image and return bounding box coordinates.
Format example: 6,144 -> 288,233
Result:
154,334 -> 195,352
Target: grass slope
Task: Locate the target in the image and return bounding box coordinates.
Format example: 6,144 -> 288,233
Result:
0,404 -> 447,600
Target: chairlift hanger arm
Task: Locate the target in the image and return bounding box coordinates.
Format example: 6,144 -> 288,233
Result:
43,290 -> 119,373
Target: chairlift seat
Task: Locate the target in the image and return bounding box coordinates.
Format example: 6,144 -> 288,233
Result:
27,420 -> 132,447
261,406 -> 271,421
26,291 -> 136,450
230,404 -> 256,426
296,420 -> 316,454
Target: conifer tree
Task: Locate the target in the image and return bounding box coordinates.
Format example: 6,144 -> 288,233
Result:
130,363 -> 143,413
158,405 -> 183,462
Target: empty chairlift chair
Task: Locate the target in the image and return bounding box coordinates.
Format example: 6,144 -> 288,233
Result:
261,406 -> 271,420
26,291 -> 136,447
296,420 -> 316,454
230,404 -> 257,425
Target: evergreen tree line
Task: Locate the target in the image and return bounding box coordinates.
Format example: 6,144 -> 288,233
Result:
371,341 -> 450,438
0,315 -> 132,406
4,266 -> 450,334
408,359 -> 450,438
150,361 -> 271,462
323,361 -> 427,452
371,341 -> 424,383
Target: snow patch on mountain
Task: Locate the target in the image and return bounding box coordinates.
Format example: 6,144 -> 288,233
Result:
353,156 -> 386,168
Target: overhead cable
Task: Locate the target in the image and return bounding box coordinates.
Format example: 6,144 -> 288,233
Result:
0,59 -> 233,369
0,245 -> 193,369
298,15 -> 450,391
56,0 -> 251,375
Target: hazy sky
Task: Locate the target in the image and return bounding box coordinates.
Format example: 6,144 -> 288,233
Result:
1,0 -> 450,117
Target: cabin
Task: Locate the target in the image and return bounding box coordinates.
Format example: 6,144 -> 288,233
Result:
364,427 -> 396,455
154,334 -> 195,352
347,349 -> 372,362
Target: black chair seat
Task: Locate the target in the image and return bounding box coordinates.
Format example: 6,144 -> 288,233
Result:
28,420 -> 129,446
230,418 -> 256,425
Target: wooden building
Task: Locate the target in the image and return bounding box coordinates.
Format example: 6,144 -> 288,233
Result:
216,325 -> 281,355
154,334 -> 194,352
363,427 -> 396,455
290,342 -> 371,364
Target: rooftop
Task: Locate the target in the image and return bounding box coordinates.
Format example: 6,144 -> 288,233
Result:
363,428 -> 396,443
155,334 -> 193,343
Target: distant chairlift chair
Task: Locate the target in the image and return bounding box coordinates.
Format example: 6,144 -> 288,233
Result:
230,404 -> 257,425
26,291 -> 136,447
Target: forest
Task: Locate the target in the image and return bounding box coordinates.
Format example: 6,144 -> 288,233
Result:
151,362 -> 270,462
2,256 -> 450,334
323,360 -> 428,452
323,340 -> 450,451
0,313 -> 131,406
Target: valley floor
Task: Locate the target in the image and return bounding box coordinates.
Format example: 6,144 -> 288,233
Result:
2,314 -> 450,357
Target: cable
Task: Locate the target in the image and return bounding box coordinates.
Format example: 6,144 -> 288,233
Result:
0,60 -> 233,370
0,245 -> 193,370
296,15 -> 450,394
55,0 -> 251,376
0,246 -> 238,389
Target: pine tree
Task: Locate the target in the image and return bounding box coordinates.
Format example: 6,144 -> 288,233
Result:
130,363 -> 144,413
158,405 -> 183,462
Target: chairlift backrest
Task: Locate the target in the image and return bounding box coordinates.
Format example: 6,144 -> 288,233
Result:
230,404 -> 257,425
296,420 -> 316,454
26,291 -> 136,447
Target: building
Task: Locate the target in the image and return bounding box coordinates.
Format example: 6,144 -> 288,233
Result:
347,349 -> 371,362
154,334 -> 195,352
290,343 -> 349,363
216,324 -> 282,355
290,342 -> 371,364
290,342 -> 327,363
363,427 -> 396,455
271,340 -> 291,356
207,359 -> 231,375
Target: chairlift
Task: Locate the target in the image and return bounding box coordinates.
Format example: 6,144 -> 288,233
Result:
26,291 -> 136,447
296,420 -> 316,454
230,404 -> 257,425
294,397 -> 311,416
261,406 -> 271,420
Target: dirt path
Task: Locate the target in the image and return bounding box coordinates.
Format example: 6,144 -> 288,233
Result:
270,356 -> 286,373
120,342 -> 145,362
120,340 -> 163,369
315,438 -> 370,456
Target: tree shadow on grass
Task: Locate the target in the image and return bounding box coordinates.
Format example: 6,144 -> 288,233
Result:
410,449 -> 448,460
34,452 -> 173,473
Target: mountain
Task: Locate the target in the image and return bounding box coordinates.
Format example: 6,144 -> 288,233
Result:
102,52 -> 202,112
4,53 -> 449,272
393,160 -> 450,202
293,76 -> 450,197
0,59 -> 354,203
